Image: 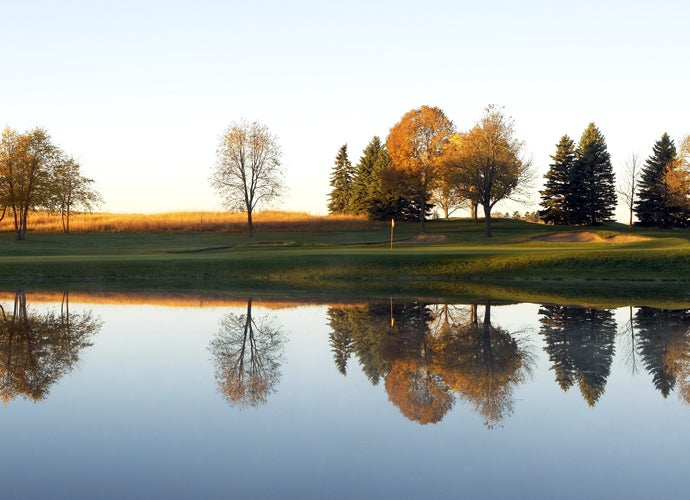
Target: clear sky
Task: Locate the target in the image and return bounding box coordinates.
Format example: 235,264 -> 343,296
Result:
2,0 -> 689,219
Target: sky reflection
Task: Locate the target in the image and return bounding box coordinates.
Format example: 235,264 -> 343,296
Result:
0,293 -> 688,500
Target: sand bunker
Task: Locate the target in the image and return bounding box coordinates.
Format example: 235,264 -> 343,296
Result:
533,232 -> 649,243
404,234 -> 447,243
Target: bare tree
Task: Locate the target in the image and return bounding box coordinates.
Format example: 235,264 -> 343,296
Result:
211,120 -> 284,237
617,153 -> 640,228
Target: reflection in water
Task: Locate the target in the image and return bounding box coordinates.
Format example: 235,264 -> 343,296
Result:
0,290 -> 101,403
539,306 -> 617,406
430,303 -> 533,428
635,307 -> 690,402
328,301 -> 533,427
209,299 -> 286,408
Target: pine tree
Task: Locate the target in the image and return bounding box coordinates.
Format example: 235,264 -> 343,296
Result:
539,135 -> 576,224
572,123 -> 616,225
327,144 -> 354,214
350,137 -> 384,215
635,133 -> 680,227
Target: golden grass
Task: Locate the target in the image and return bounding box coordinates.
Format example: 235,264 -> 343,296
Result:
0,291 -> 367,309
0,210 -> 378,233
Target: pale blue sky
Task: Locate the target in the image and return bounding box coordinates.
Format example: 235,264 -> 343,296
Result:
2,0 -> 689,217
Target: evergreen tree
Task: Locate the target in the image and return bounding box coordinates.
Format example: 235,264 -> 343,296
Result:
350,137 -> 384,215
571,123 -> 617,225
634,133 -> 688,227
327,144 -> 354,214
539,135 -> 576,224
349,138 -> 428,221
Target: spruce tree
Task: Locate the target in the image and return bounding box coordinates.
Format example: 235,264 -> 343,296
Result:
572,123 -> 616,225
539,135 -> 576,224
327,144 -> 354,214
350,137 -> 384,215
635,133 -> 678,227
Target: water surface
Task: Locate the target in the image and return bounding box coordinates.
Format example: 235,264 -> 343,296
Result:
0,291 -> 688,499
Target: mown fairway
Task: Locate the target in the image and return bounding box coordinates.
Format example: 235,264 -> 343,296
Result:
0,218 -> 689,306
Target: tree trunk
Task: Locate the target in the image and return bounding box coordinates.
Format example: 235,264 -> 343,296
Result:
483,203 -> 492,237
247,209 -> 254,237
471,201 -> 479,223
419,193 -> 426,233
628,207 -> 633,229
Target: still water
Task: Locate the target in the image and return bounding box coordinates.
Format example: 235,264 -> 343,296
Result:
0,291 -> 688,499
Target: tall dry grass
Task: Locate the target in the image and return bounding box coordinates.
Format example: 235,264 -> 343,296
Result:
0,291 -> 367,309
0,210 -> 380,233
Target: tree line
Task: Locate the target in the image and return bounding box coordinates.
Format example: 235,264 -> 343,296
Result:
540,129 -> 690,228
327,105 -> 532,236
0,126 -> 102,239
328,106 -> 690,233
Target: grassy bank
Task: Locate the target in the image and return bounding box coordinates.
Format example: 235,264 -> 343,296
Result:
0,217 -> 689,306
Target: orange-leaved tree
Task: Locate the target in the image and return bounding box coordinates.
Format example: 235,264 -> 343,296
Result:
386,106 -> 455,232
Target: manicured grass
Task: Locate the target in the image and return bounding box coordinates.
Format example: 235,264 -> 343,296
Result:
0,218 -> 689,306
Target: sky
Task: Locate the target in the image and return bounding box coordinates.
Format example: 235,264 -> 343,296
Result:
2,0 -> 689,220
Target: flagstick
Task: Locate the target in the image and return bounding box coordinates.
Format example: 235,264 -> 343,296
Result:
390,218 -> 394,250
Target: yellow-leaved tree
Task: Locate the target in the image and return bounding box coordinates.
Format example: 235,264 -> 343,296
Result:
448,106 -> 532,237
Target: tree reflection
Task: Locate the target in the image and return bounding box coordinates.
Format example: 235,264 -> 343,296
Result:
209,299 -> 285,409
385,358 -> 454,425
634,307 -> 690,401
0,290 -> 101,403
539,305 -> 617,406
430,302 -> 533,428
327,301 -> 532,427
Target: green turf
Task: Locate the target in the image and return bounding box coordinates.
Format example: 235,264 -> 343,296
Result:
1,219 -> 689,306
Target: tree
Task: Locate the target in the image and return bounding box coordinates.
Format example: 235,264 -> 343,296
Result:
433,140 -> 468,219
636,133 -> 690,228
350,136 -> 386,217
386,105 -> 455,232
327,144 -> 355,214
570,123 -> 617,225
450,106 -> 532,237
209,299 -> 285,408
635,133 -> 677,227
211,120 -> 284,237
617,153 -> 641,228
539,135 -> 576,225
0,127 -> 57,240
45,155 -> 103,233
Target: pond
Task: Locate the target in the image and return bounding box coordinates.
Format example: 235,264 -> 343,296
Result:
0,290 -> 688,499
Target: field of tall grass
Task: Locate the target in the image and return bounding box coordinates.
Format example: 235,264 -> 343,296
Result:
0,210 -> 379,233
